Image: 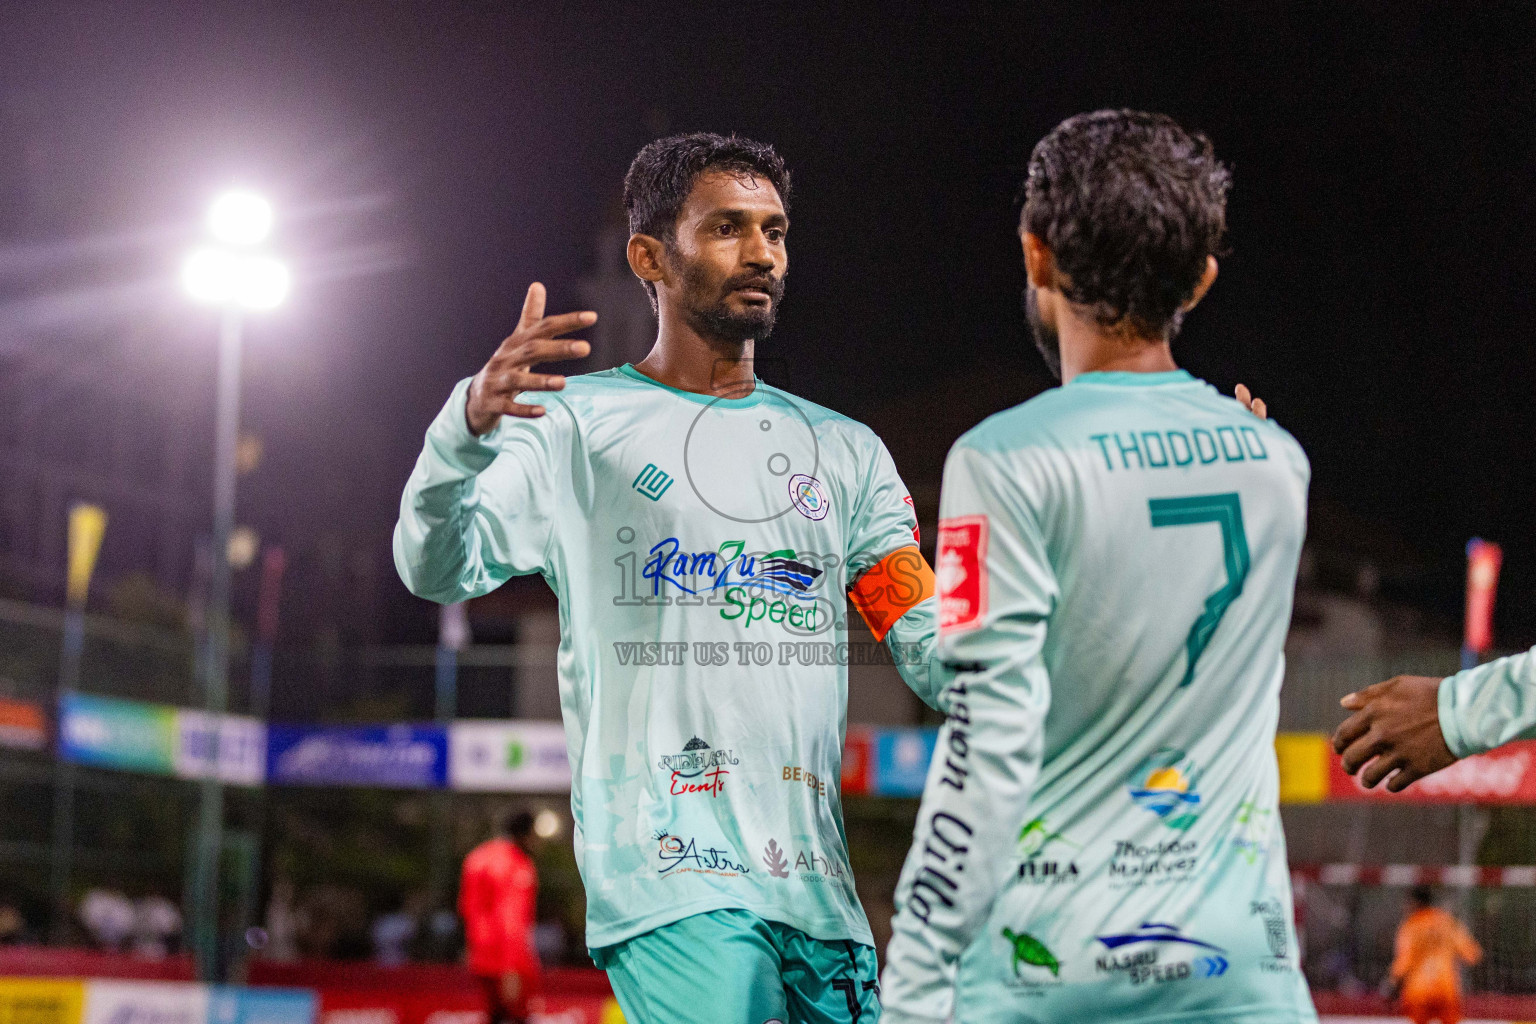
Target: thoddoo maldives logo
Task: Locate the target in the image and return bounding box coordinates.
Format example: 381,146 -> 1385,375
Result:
1126,748 -> 1203,830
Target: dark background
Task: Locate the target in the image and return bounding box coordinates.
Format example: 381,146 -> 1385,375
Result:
2,2 -> 1532,645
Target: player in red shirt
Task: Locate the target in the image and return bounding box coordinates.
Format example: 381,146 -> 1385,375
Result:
459,811 -> 540,1024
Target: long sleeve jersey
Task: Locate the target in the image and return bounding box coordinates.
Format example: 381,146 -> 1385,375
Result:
395,366 -> 943,949
1440,647 -> 1536,758
881,369 -> 1317,1024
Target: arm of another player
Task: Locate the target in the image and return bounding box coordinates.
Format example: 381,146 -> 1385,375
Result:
880,443 -> 1056,1024
393,283 -> 592,603
1334,647 -> 1536,791
845,437 -> 947,708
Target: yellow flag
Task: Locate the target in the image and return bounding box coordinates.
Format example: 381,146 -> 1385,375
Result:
66,503 -> 107,607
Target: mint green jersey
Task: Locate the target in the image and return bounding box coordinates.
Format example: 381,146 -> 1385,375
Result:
394,365 -> 944,950
881,370 -> 1316,1024
1441,646 -> 1536,758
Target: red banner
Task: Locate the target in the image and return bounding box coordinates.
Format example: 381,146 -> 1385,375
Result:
1464,538 -> 1503,654
1328,740 -> 1536,804
841,728 -> 872,796
0,697 -> 48,751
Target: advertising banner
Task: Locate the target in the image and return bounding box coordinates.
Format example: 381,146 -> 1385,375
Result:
0,696 -> 48,751
873,727 -> 938,797
841,727 -> 872,796
178,712 -> 267,786
59,693 -> 178,775
209,987 -> 316,1024
82,981 -> 208,1024
448,721 -> 569,792
0,978 -> 86,1024
267,725 -> 448,789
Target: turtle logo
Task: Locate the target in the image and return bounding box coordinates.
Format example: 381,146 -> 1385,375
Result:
1002,927 -> 1061,979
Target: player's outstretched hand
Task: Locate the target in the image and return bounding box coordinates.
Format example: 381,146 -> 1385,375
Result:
465,282 -> 595,434
1234,383 -> 1268,420
1331,675 -> 1457,792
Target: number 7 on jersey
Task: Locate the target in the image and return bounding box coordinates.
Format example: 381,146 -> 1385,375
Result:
1149,492 -> 1250,687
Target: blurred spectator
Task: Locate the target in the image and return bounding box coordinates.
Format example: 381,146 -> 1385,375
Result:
532,915 -> 566,965
263,878 -> 302,962
461,811 -> 540,1024
420,908 -> 461,963
131,894 -> 182,958
1392,886 -> 1482,1024
372,892 -> 425,966
78,889 -> 135,951
0,901 -> 27,945
297,884 -> 368,960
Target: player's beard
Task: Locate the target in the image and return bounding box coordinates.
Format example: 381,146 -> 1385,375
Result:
676,256 -> 784,345
1024,283 -> 1062,380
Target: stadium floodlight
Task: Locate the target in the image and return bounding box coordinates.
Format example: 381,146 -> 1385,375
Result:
207,190 -> 274,245
182,190 -> 289,983
181,248 -> 290,309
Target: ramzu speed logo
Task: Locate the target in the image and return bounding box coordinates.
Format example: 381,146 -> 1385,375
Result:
936,515 -> 988,632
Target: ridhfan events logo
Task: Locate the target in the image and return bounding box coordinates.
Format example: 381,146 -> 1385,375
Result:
658,736 -> 737,798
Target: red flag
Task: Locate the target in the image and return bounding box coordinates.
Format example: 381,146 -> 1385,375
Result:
1464,538 -> 1503,654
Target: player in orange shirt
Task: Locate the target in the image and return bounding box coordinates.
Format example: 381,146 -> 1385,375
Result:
1391,886 -> 1481,1024
460,811 -> 540,1024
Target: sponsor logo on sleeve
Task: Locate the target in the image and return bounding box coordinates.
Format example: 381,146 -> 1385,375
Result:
936,516 -> 988,632
1094,922 -> 1228,984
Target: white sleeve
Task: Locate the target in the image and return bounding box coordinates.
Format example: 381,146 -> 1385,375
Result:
880,443 -> 1057,1022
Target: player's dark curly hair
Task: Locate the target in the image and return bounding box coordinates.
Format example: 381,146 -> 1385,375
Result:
623,132 -> 791,312
1022,109 -> 1231,339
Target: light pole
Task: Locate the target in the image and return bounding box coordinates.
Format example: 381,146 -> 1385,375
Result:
181,190 -> 289,981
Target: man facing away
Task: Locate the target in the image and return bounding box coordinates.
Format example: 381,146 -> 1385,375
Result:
461,811 -> 540,1024
880,110 -> 1317,1023
1391,886 -> 1481,1024
396,133 -> 945,1023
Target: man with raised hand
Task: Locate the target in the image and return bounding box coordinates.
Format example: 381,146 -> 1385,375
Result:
396,133 -> 943,1023
1333,648 -> 1536,793
881,110 -> 1317,1023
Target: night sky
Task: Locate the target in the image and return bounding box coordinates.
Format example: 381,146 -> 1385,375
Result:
3,4 -> 1533,641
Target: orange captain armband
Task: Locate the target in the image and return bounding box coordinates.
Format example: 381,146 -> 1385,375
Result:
848,545 -> 936,641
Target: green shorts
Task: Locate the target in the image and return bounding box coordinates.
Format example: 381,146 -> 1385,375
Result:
592,909 -> 881,1024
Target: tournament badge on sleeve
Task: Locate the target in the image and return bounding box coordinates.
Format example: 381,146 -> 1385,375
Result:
936,515 -> 988,632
